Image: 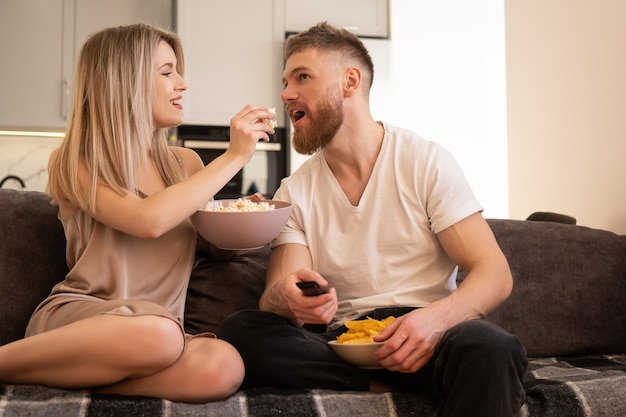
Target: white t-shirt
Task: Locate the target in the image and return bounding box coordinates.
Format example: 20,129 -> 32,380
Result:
272,123 -> 483,329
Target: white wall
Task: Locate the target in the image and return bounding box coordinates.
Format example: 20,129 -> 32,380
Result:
505,0 -> 626,234
381,0 -> 508,219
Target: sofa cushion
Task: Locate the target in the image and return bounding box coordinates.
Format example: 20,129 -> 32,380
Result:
184,246 -> 270,335
476,219 -> 626,357
0,189 -> 68,345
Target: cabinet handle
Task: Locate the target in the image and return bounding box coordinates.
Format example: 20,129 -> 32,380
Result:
61,79 -> 70,120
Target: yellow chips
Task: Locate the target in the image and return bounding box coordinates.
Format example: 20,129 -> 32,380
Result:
336,316 -> 395,344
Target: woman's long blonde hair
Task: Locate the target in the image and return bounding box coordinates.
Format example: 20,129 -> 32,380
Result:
48,23 -> 186,212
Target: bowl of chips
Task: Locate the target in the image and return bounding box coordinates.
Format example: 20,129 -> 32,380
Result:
191,198 -> 292,250
328,316 -> 395,369
328,341 -> 385,369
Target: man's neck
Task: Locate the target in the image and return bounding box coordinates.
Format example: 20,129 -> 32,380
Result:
323,121 -> 384,206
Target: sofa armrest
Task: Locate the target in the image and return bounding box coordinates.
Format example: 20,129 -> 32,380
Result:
0,189 -> 68,345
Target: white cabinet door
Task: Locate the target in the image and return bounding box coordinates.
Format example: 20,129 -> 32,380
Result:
74,0 -> 172,53
0,0 -> 73,129
0,0 -> 172,130
284,0 -> 388,38
176,0 -> 282,126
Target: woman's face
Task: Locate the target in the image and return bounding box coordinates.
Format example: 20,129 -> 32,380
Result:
152,40 -> 187,129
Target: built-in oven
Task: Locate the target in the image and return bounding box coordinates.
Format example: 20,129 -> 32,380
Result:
176,124 -> 287,199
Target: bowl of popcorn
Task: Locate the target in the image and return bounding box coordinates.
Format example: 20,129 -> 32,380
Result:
328,316 -> 396,369
191,198 -> 292,250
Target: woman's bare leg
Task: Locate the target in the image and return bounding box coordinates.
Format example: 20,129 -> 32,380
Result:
0,314 -> 184,388
96,336 -> 245,403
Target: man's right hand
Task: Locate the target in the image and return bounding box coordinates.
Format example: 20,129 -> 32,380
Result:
285,269 -> 337,325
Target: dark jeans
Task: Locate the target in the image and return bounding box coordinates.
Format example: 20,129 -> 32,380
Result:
219,308 -> 528,417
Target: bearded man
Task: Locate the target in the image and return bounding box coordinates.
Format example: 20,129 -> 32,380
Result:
219,22 -> 528,417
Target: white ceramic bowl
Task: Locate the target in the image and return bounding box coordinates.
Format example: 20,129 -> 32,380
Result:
191,199 -> 292,250
328,341 -> 384,369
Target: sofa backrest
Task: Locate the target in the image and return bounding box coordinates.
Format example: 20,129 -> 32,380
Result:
0,189 -> 68,345
2,189 -> 625,359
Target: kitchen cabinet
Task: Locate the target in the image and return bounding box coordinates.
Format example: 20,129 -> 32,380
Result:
175,0 -> 285,127
284,0 -> 389,38
173,0 -> 389,127
0,0 -> 171,130
0,0 -> 70,129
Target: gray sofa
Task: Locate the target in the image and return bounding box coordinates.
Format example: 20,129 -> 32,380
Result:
1,188 -> 624,417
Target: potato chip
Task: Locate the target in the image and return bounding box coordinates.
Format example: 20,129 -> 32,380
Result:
336,316 -> 395,344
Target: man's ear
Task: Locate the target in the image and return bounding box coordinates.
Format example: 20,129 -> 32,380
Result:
343,67 -> 361,97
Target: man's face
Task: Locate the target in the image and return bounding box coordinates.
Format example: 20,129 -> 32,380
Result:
281,49 -> 344,155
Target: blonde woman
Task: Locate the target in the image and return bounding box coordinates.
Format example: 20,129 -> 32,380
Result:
0,24 -> 275,402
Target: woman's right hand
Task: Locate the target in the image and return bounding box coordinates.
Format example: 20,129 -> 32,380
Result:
226,105 -> 276,164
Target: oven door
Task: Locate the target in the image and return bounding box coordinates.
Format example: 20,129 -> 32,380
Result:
183,140 -> 282,198
177,125 -> 288,199
184,144 -> 242,198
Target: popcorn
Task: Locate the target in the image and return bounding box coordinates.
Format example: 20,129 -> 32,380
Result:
264,107 -> 278,129
203,198 -> 275,212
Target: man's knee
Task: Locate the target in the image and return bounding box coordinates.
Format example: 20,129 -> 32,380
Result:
445,320 -> 527,363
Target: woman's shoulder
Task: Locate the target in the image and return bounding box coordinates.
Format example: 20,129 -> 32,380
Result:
171,146 -> 204,176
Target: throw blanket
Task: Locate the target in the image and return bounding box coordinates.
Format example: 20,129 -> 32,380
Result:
1,354 -> 624,416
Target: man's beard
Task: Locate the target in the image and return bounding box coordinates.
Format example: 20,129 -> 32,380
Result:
292,89 -> 344,155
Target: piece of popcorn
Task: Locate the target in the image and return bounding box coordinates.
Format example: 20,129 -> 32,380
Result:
264,107 -> 278,129
203,198 -> 275,212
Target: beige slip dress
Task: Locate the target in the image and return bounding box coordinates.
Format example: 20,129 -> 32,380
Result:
26,155 -> 208,339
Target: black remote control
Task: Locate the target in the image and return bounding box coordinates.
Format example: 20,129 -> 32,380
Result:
296,281 -> 328,296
